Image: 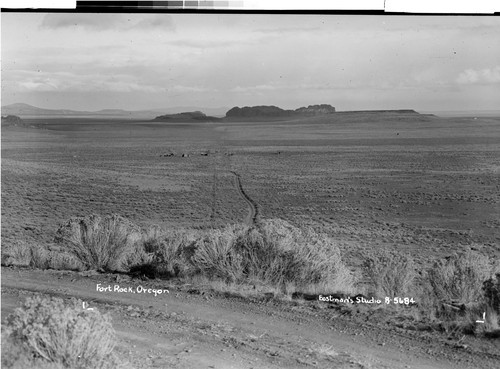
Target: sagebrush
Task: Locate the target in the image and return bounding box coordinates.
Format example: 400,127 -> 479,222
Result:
136,226 -> 199,278
192,219 -> 355,293
483,273 -> 500,315
4,295 -> 118,369
363,248 -> 416,298
427,250 -> 492,306
416,250 -> 499,336
1,240 -> 85,271
54,214 -> 143,271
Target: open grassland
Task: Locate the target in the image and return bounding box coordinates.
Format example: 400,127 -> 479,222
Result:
2,113 -> 500,368
2,114 -> 499,270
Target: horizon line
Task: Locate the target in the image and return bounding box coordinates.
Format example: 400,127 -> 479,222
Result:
2,102 -> 500,114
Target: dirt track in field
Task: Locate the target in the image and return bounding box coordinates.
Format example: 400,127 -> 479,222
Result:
2,116 -> 500,368
230,170 -> 259,226
2,267 -> 500,369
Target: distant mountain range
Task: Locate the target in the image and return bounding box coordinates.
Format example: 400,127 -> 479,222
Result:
1,103 -> 229,119
3,103 -> 497,120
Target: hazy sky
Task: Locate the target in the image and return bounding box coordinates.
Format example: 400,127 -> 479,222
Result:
1,13 -> 499,111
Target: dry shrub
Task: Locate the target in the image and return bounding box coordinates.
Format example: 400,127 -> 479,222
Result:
134,226 -> 199,278
151,228 -> 199,277
192,219 -> 355,294
2,330 -> 65,369
4,295 -> 118,369
29,246 -> 50,269
54,214 -> 142,272
427,250 -> 492,305
363,248 -> 416,298
416,250 -> 500,336
47,252 -> 84,271
1,240 -> 31,266
121,241 -> 152,272
141,224 -> 165,253
1,240 -> 51,269
485,307 -> 499,332
431,303 -> 499,338
483,272 -> 500,315
192,225 -> 246,282
242,220 -> 353,293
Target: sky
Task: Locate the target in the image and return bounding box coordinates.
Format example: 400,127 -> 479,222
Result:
1,13 -> 499,112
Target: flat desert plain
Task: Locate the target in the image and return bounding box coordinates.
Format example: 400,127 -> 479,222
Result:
2,112 -> 500,368
2,112 -> 499,268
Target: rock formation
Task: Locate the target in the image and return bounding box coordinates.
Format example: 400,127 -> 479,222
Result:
153,111 -> 220,122
225,105 -> 295,118
294,104 -> 336,115
225,104 -> 336,118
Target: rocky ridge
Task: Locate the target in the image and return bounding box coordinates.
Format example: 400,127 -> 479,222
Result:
225,104 -> 336,118
153,111 -> 220,122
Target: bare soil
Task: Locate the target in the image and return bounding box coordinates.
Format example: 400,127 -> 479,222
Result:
2,267 -> 500,369
2,116 -> 498,269
230,170 -> 259,226
2,113 -> 500,368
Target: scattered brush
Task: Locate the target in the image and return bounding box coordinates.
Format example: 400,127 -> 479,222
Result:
191,219 -> 355,295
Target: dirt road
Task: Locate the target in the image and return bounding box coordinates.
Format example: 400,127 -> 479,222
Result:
230,171 -> 259,226
2,267 -> 499,369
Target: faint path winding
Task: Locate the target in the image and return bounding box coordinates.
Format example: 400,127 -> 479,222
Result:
230,170 -> 259,226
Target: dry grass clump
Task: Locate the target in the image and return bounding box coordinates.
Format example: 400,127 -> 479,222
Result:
246,220 -> 354,293
54,214 -> 143,272
362,248 -> 416,298
2,331 -> 66,369
46,251 -> 84,271
134,226 -> 199,278
417,250 -> 500,336
2,240 -> 85,271
427,250 -> 492,306
1,240 -> 49,269
192,224 -> 247,283
192,219 -> 355,294
483,272 -> 500,315
3,295 -> 119,369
